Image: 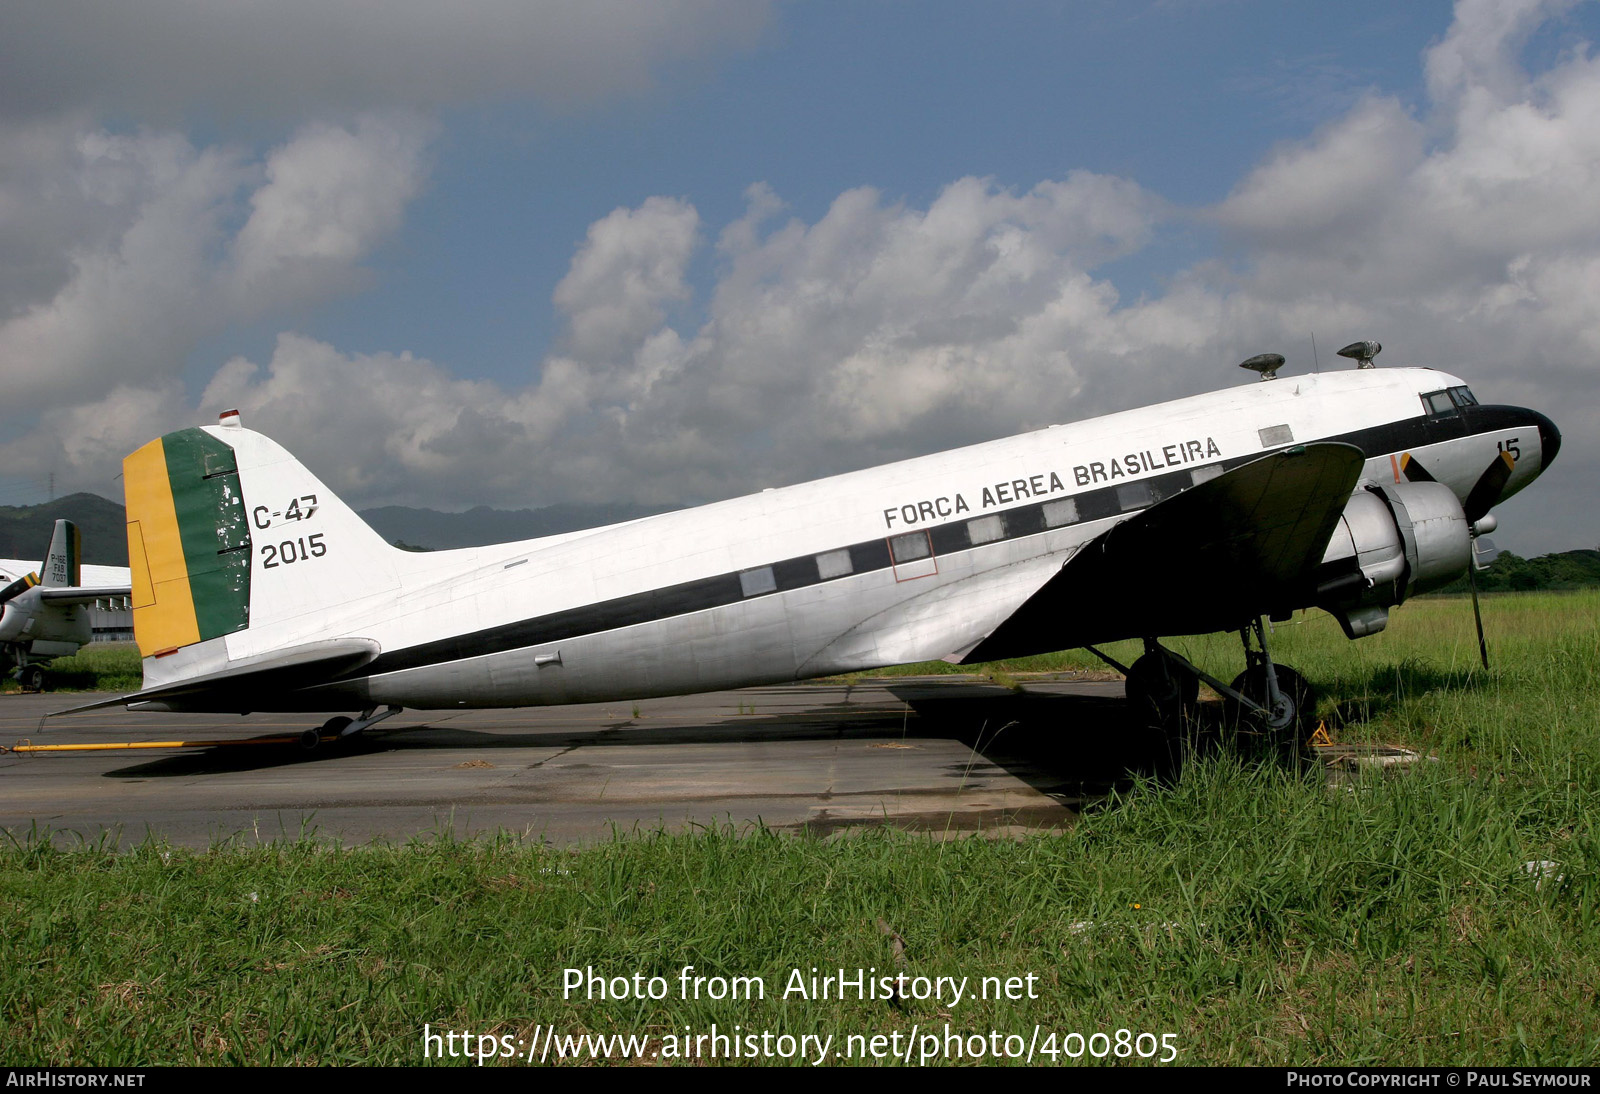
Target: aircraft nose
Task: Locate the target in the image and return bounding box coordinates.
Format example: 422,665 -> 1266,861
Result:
1534,410 -> 1561,469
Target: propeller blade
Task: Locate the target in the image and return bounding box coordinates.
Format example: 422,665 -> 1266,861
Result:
1399,453 -> 1435,483
0,572 -> 38,607
1464,451 -> 1516,524
1466,554 -> 1489,670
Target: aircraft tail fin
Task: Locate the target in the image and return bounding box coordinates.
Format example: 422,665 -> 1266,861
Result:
40,520 -> 81,588
123,412 -> 411,664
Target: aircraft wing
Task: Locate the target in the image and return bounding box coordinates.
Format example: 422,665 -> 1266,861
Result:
961,442 -> 1366,663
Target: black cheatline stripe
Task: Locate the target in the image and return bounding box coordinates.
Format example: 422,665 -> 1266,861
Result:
354,412 -> 1460,680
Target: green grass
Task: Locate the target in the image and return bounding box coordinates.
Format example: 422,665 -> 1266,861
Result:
4,594 -> 1600,1065
1,641 -> 141,694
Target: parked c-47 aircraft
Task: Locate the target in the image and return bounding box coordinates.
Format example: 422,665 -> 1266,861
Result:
64,343 -> 1559,754
2,520 -> 133,691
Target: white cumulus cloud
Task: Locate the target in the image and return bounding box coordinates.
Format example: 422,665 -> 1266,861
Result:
0,115 -> 433,421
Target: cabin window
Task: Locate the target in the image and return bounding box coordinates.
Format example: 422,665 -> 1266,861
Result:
1191,464 -> 1223,486
738,566 -> 777,597
966,514 -> 1005,545
888,531 -> 937,581
1041,498 -> 1078,528
1258,423 -> 1294,447
889,532 -> 931,563
815,548 -> 853,580
1422,390 -> 1458,417
1116,482 -> 1153,511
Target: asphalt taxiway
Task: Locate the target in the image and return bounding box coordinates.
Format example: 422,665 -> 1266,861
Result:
1,676 -> 1152,848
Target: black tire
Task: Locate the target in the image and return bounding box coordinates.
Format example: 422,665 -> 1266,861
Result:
1125,652 -> 1200,728
20,665 -> 45,692
300,717 -> 353,752
1225,663 -> 1316,756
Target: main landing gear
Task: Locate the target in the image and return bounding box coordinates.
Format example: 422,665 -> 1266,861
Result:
1093,617 -> 1318,763
298,705 -> 403,752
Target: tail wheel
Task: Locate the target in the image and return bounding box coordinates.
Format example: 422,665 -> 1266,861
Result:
1125,652 -> 1199,728
1225,664 -> 1316,751
298,715 -> 353,752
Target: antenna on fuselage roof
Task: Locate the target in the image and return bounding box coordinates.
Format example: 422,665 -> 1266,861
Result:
1239,353 -> 1284,381
1337,340 -> 1382,369
1311,332 -> 1320,373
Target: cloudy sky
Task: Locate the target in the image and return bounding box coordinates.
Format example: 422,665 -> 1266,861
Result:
0,0 -> 1595,555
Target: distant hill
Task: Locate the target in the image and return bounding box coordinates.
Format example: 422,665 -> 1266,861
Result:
358,502 -> 673,550
0,493 -> 129,565
1436,549 -> 1600,594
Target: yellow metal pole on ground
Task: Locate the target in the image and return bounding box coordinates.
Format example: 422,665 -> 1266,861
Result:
5,736 -> 300,753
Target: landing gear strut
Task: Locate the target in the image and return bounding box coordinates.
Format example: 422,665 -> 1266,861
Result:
1224,619 -> 1315,741
298,705 -> 403,752
1094,615 -> 1318,761
1124,640 -> 1199,728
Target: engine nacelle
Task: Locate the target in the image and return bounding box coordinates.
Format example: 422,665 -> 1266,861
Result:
0,588 -> 93,648
1316,482 -> 1472,638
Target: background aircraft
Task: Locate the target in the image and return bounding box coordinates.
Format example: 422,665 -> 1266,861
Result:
1,520 -> 132,691
67,347 -> 1558,755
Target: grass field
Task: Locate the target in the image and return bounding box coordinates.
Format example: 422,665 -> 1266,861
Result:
3,593 -> 1599,1066
0,641 -> 141,695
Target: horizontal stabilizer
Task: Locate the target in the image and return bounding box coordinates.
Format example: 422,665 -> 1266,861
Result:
37,585 -> 133,605
962,442 -> 1365,662
50,638 -> 380,717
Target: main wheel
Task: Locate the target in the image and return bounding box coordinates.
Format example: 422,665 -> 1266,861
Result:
1125,652 -> 1199,728
1225,663 -> 1316,753
19,665 -> 45,692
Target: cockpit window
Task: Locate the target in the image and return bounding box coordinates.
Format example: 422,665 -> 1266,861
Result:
1422,390 -> 1457,416
1448,385 -> 1478,407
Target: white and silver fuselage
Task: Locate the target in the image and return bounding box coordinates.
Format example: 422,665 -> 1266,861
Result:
146,367 -> 1558,711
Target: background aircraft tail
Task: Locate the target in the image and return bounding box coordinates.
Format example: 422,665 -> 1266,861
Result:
123,412 -> 414,664
40,519 -> 81,588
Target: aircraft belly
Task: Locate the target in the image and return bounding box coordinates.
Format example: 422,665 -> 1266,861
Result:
349,523 -> 1090,708
362,593 -> 801,708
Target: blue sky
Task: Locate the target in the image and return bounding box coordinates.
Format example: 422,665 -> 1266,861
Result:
1,0 -> 1596,555
295,2 -> 1467,383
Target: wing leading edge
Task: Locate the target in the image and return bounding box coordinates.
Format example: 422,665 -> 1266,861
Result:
961,442 -> 1366,663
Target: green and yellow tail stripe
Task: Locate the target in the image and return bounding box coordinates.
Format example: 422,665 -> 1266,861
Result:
124,429 -> 252,658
